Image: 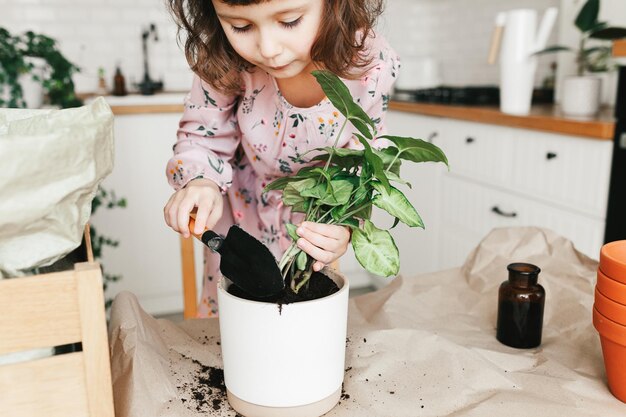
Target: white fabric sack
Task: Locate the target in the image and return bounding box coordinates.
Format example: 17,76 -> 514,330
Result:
0,97 -> 114,277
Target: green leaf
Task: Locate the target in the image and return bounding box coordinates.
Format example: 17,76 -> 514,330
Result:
282,186 -> 305,207
371,182 -> 424,228
310,148 -> 365,170
285,223 -> 300,242
282,178 -> 316,207
532,45 -> 573,55
312,70 -> 375,139
375,147 -> 402,175
264,176 -> 299,192
575,0 -> 599,33
331,205 -> 348,222
386,170 -> 411,188
296,250 -> 308,271
300,184 -> 325,200
290,199 -> 311,213
338,217 -> 359,228
302,179 -> 354,206
380,135 -> 449,166
326,179 -> 354,205
290,178 -> 317,193
351,220 -> 399,276
589,27 -> 626,40
352,204 -> 372,220
589,21 -> 609,33
356,134 -> 391,193
314,147 -> 365,159
582,46 -> 611,55
264,167 -> 324,192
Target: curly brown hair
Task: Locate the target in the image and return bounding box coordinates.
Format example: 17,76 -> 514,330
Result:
168,0 -> 384,94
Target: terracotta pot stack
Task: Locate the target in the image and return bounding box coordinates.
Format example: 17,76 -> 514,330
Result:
593,240 -> 626,402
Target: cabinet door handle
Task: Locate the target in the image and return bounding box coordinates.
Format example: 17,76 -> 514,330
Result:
491,206 -> 517,218
546,152 -> 557,160
466,137 -> 475,144
427,131 -> 438,143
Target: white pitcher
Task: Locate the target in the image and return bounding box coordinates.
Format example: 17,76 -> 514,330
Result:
489,8 -> 558,115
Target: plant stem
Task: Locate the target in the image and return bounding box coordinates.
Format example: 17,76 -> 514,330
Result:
279,242 -> 299,270
578,36 -> 586,76
323,118 -> 349,171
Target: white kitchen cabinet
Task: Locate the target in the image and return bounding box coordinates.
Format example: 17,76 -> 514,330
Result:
382,110 -> 613,281
439,174 -> 606,269
510,128 -> 611,218
369,111 -> 448,287
90,113 -> 201,315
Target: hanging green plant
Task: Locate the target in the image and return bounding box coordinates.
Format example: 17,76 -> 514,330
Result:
0,27 -> 82,108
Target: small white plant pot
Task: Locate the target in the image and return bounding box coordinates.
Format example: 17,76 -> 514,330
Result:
561,75 -> 601,117
217,268 -> 349,417
19,57 -> 47,109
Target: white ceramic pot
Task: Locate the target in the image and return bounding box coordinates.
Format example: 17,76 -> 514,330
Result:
217,268 -> 349,417
19,57 -> 47,109
561,75 -> 601,117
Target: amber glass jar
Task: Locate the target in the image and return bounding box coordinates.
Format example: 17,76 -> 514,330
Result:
496,263 -> 545,348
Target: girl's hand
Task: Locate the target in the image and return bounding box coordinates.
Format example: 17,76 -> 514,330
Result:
296,221 -> 351,272
164,178 -> 223,238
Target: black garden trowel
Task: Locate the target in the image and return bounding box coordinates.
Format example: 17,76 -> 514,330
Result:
188,218 -> 285,298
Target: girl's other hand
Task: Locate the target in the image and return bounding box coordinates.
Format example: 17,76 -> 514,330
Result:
296,221 -> 351,272
164,178 -> 223,238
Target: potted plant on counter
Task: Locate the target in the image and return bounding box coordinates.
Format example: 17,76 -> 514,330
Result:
536,0 -> 626,117
216,70 -> 448,417
0,27 -> 81,109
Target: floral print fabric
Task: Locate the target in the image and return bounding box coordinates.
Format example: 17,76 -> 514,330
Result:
166,33 -> 399,317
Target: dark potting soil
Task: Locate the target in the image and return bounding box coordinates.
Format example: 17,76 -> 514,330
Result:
227,270 -> 339,304
171,353 -> 243,416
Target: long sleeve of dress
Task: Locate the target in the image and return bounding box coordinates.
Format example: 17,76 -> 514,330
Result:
166,75 -> 241,192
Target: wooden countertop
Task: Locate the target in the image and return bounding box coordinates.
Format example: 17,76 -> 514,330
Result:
389,100 -> 616,140
103,96 -> 616,141
109,104 -> 184,115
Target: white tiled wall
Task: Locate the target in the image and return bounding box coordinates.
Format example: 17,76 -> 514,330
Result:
379,0 -> 560,87
0,0 -> 194,93
1,0 -> 561,94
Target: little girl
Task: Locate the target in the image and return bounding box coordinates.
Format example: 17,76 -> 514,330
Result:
164,0 -> 400,317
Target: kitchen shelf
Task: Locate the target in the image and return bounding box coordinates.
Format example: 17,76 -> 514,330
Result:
389,101 -> 616,140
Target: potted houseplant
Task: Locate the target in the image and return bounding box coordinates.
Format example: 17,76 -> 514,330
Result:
217,70 -> 448,416
0,27 -> 82,109
536,0 -> 626,117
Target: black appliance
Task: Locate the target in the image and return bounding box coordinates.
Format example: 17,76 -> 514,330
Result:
604,65 -> 626,243
393,86 -> 554,106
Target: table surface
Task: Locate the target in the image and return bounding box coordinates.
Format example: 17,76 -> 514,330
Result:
108,227 -> 626,417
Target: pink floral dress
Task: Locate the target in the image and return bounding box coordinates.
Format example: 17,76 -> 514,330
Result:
167,33 -> 400,317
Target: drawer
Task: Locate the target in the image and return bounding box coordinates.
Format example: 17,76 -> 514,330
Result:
442,120 -> 514,187
511,129 -> 613,218
386,111 -> 442,143
438,176 -> 605,269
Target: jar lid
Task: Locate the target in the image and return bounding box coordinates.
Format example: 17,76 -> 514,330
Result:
507,262 -> 541,275
507,262 -> 540,286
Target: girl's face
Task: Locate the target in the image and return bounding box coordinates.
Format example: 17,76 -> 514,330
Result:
212,0 -> 324,79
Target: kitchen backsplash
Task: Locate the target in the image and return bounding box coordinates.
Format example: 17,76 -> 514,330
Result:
2,0 -> 559,94
1,0 -> 193,93
380,0 -> 560,88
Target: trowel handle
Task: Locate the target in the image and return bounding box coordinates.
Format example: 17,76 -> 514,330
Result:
188,217 -> 224,253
